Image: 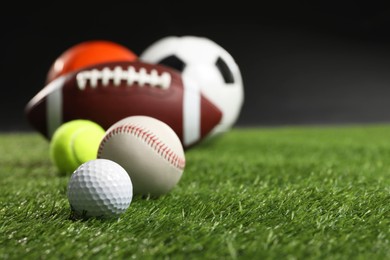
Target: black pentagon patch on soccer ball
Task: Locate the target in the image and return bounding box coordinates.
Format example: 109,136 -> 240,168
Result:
157,55 -> 186,72
215,57 -> 234,84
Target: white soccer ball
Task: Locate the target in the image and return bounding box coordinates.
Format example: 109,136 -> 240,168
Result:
97,115 -> 186,197
140,35 -> 244,138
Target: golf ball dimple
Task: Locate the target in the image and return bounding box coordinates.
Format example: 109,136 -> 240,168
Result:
67,158 -> 133,218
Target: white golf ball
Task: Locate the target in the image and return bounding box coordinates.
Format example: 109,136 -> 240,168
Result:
67,158 -> 133,218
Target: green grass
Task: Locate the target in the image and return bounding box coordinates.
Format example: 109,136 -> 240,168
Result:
1,124 -> 389,259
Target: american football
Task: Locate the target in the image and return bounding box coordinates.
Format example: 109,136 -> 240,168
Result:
24,61 -> 222,149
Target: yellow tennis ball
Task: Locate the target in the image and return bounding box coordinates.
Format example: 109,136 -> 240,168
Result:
50,119 -> 105,175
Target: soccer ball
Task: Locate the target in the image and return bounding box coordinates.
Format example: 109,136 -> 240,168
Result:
140,35 -> 244,138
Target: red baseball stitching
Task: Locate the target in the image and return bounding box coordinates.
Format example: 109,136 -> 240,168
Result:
98,124 -> 185,170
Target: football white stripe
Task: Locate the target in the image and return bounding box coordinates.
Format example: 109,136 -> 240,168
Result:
46,75 -> 67,138
182,75 -> 200,146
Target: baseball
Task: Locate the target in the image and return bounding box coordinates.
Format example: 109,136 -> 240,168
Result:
97,115 -> 186,197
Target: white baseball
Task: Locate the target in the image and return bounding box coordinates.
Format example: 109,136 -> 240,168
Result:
97,115 -> 186,197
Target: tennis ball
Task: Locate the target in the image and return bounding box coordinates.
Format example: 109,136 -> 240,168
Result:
50,119 -> 105,175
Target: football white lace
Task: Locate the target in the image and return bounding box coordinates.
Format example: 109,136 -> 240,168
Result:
76,65 -> 171,90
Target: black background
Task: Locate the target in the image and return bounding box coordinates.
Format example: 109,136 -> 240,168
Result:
3,2 -> 390,131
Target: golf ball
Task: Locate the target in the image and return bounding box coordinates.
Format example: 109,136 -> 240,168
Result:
67,158 -> 133,218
